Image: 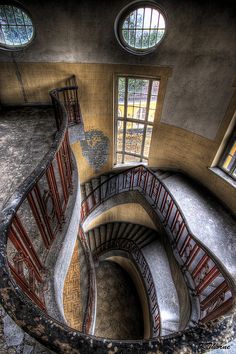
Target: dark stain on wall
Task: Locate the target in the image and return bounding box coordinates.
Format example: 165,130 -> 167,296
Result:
80,130 -> 109,172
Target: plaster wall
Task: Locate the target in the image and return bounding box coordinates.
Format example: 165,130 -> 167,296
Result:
0,0 -> 235,139
85,203 -> 157,232
0,60 -> 235,211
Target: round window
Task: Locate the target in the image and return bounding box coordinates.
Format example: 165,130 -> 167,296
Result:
0,3 -> 34,50
115,1 -> 167,55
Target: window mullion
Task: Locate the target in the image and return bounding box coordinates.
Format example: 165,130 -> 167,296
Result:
140,79 -> 152,161
148,9 -> 153,48
122,77 -> 128,164
141,7 -> 145,49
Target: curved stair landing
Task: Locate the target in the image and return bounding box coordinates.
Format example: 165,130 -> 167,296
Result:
0,106 -> 56,210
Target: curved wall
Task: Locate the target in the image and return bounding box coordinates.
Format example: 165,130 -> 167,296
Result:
85,203 -> 157,232
0,0 -> 235,212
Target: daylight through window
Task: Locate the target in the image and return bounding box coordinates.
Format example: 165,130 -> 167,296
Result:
115,76 -> 160,165
0,4 -> 34,49
220,136 -> 236,180
115,1 -> 166,55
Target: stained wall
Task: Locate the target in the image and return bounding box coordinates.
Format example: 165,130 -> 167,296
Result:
0,0 -> 235,212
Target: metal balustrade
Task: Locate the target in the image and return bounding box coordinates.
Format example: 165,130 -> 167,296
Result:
0,80 -> 79,312
81,165 -> 234,324
53,75 -> 82,128
91,237 -> 161,337
79,226 -> 97,335
0,80 -> 235,352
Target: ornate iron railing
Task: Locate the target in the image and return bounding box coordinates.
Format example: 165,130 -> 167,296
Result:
80,166 -> 235,324
54,75 -> 82,128
78,226 -> 97,335
5,87 -> 77,311
91,237 -> 161,337
0,83 -> 235,352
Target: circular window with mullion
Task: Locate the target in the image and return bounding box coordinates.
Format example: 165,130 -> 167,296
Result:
0,2 -> 35,50
115,1 -> 167,55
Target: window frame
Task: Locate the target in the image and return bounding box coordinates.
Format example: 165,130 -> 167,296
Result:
219,131 -> 236,180
114,0 -> 167,56
0,1 -> 35,51
114,74 -> 160,166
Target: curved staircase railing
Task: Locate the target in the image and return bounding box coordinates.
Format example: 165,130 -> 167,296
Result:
78,226 -> 97,335
0,81 -> 235,352
2,85 -> 76,311
80,166 -> 235,324
83,228 -> 161,338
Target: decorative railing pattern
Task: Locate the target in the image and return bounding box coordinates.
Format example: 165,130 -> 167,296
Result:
78,226 -> 96,335
81,166 -> 234,323
0,81 -> 235,352
2,80 -> 80,312
92,237 -> 161,337
53,75 -> 82,128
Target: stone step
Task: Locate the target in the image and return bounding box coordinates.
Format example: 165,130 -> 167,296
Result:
88,229 -> 96,252
106,223 -> 114,244
91,178 -> 101,204
153,170 -> 173,180
99,224 -> 106,247
131,225 -> 147,243
139,232 -> 157,249
84,181 -> 93,198
122,223 -> 134,239
110,222 -> 120,241
126,224 -> 142,241
94,227 -> 101,250
116,222 -> 128,239
80,184 -> 86,201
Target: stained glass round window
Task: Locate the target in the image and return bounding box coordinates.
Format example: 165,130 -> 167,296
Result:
115,1 -> 167,55
0,3 -> 34,50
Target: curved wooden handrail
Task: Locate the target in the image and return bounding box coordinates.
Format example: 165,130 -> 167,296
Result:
0,86 -> 235,353
80,166 -> 236,324
90,235 -> 161,337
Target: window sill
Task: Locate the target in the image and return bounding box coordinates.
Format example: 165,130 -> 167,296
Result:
209,167 -> 236,188
113,162 -> 147,171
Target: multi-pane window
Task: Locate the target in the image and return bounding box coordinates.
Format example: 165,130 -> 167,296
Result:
115,2 -> 166,55
0,4 -> 34,50
114,76 -> 160,165
220,134 -> 236,180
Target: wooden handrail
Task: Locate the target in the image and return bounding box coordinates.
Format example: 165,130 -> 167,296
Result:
0,81 -> 235,353
80,166 -> 235,324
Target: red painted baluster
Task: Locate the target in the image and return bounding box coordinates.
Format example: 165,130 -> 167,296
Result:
56,149 -> 69,207
11,215 -> 44,278
46,164 -> 64,229
27,187 -> 52,248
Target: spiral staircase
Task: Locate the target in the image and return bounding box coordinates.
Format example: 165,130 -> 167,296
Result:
0,76 -> 236,354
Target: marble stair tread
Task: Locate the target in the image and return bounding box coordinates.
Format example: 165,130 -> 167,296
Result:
122,223 -> 135,239
0,106 -> 56,211
131,226 -> 147,242
91,178 -> 100,190
80,184 -> 86,201
153,170 -> 173,180
142,240 -> 180,336
116,222 -> 128,239
161,174 -> 236,280
99,224 -> 106,246
86,222 -> 183,335
84,182 -> 93,197
136,229 -> 156,248
88,229 -> 96,251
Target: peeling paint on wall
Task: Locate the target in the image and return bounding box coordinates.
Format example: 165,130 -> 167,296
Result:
80,130 -> 109,172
